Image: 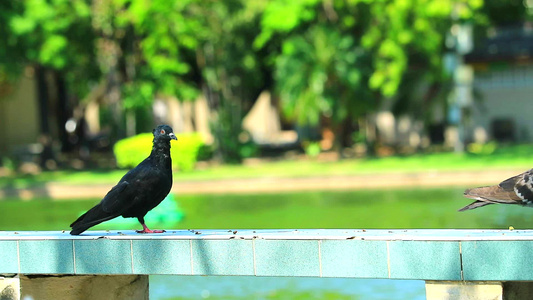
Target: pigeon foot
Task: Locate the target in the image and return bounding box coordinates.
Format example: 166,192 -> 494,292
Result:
136,229 -> 166,234
136,223 -> 166,233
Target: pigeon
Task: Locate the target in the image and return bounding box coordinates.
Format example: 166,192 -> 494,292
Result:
70,125 -> 177,235
459,169 -> 533,211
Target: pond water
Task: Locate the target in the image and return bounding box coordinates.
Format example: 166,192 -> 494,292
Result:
0,187 -> 530,299
150,276 -> 426,300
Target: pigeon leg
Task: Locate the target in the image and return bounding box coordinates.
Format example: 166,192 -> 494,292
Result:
136,217 -> 165,233
136,223 -> 166,233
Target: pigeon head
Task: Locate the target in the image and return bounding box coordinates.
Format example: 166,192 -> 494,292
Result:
153,125 -> 177,141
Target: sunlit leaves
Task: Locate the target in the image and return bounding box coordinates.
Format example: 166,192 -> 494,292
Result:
276,26 -> 364,125
39,35 -> 68,68
254,0 -> 320,48
355,0 -> 482,97
2,0 -> 486,129
122,81 -> 154,110
258,0 -> 485,129
91,0 -> 204,106
8,0 -> 92,70
10,15 -> 36,35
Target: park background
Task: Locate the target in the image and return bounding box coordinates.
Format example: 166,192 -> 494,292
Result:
1,0 -> 533,299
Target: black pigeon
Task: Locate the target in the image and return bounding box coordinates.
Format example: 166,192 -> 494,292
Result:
70,125 -> 177,235
459,169 -> 533,211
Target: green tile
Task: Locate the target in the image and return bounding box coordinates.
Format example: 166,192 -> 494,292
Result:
462,241 -> 533,281
254,240 -> 320,277
192,240 -> 253,275
389,241 -> 461,280
19,240 -> 74,274
74,239 -> 132,274
321,240 -> 388,278
0,241 -> 18,273
132,240 -> 191,275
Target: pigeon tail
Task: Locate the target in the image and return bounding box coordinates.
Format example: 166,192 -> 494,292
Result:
458,200 -> 493,212
70,204 -> 118,235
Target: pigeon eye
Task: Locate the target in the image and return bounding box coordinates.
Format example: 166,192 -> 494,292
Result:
160,129 -> 165,134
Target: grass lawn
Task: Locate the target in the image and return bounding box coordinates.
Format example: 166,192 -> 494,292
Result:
1,144 -> 532,188
0,187 -> 528,231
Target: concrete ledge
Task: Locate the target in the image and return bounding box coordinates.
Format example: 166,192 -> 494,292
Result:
426,281 -> 533,300
0,275 -> 20,300
20,275 -> 148,300
425,281 -> 504,300
3,229 -> 533,299
0,229 -> 531,280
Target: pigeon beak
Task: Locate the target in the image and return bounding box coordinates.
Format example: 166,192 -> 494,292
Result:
169,133 -> 177,140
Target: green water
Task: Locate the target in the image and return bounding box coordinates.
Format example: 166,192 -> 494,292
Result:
1,187 -> 530,299
0,187 -> 530,231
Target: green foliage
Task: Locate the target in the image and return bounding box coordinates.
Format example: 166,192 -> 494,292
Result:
239,140 -> 259,159
3,0 -> 98,97
113,132 -> 205,172
276,25 -> 370,126
93,0 -> 266,164
258,0 -> 485,128
467,141 -> 497,155
0,0 -> 507,163
9,0 -> 91,69
304,141 -> 321,158
109,0 -> 202,106
121,81 -> 155,110
172,133 -> 206,171
15,1 -> 91,63
1,157 -> 16,173
254,0 -> 320,48
192,1 -> 267,163
361,0 -> 483,97
211,103 -> 258,164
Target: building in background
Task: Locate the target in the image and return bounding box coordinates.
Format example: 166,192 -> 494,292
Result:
465,23 -> 533,143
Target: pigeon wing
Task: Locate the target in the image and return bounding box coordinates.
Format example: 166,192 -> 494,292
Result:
459,170 -> 533,211
512,169 -> 533,205
100,181 -> 134,213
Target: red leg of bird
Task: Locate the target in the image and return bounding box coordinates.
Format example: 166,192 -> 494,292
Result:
136,223 -> 166,233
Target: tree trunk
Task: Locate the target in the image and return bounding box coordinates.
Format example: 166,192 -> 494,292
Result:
54,71 -> 71,152
35,65 -> 55,169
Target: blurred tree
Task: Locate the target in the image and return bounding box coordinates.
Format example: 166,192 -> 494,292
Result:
1,0 -> 499,168
256,0 -> 483,152
8,0 -> 98,95
2,0 -> 98,166
482,0 -> 529,25
0,2 -> 25,91
91,0 -> 201,137
193,1 -> 269,163
88,0 -> 269,163
274,25 -> 373,150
